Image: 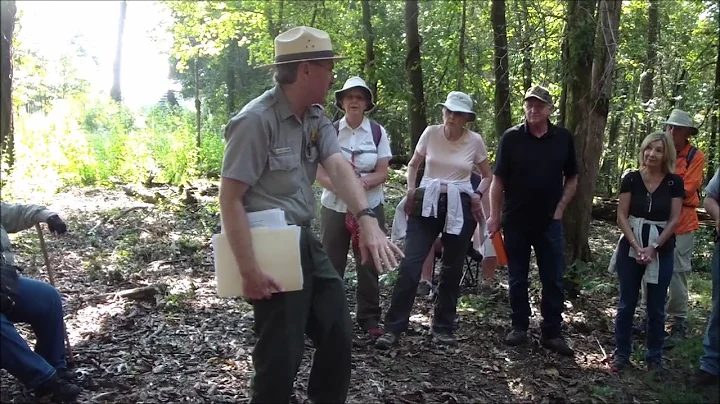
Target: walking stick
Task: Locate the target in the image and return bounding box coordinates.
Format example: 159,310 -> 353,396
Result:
35,223 -> 75,363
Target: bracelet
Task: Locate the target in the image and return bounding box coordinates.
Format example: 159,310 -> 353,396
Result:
474,189 -> 483,198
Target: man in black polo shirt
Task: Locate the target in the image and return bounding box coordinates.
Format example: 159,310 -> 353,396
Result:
486,85 -> 578,356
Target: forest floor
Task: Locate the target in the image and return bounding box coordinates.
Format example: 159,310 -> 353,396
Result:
0,181 -> 718,404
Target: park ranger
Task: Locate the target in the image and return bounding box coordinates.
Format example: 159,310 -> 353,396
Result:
218,26 -> 403,403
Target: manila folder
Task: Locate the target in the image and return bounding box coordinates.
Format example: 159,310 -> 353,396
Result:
211,226 -> 303,298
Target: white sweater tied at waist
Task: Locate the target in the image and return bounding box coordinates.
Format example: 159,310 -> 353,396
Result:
419,177 -> 475,235
608,215 -> 667,284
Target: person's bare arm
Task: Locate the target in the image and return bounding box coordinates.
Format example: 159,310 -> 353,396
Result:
406,152 -> 425,191
361,157 -> 390,189
475,160 -> 493,196
705,194 -> 720,228
616,191 -> 641,251
654,197 -> 683,248
489,175 -> 504,219
315,164 -> 335,193
554,175 -> 578,218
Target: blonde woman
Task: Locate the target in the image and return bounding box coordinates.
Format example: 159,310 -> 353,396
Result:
611,132 -> 684,375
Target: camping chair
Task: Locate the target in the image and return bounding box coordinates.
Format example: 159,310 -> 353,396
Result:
34,223 -> 74,363
432,243 -> 484,289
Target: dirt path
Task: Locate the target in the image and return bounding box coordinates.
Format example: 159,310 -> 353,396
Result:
1,186 -> 717,403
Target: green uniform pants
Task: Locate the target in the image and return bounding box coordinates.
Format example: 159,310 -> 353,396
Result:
250,227 -> 352,403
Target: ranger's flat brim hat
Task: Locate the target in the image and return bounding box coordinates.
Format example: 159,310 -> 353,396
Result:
258,26 -> 349,68
664,109 -> 699,136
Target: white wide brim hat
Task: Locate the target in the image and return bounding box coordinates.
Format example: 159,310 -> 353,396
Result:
663,109 -> 699,136
334,76 -> 375,112
436,91 -> 476,122
258,26 -> 349,68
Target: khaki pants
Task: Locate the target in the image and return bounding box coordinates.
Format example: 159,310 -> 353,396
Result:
320,204 -> 385,331
640,232 -> 693,325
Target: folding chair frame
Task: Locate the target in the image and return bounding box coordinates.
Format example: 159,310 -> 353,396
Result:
432,244 -> 484,289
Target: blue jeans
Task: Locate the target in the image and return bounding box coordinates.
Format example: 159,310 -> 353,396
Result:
504,220 -> 566,338
614,238 -> 673,363
0,276 -> 67,389
384,196 -> 476,334
700,242 -> 720,375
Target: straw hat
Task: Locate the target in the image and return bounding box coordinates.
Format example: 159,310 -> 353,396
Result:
663,109 -> 699,136
436,91 -> 476,122
259,26 -> 348,68
334,76 -> 375,112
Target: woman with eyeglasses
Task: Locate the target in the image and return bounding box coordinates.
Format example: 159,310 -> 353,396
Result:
376,91 -> 491,349
315,76 -> 392,340
611,131 -> 684,376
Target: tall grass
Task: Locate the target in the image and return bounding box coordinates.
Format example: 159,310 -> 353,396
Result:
1,97 -> 226,200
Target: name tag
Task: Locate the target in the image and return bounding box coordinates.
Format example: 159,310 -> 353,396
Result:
274,147 -> 292,155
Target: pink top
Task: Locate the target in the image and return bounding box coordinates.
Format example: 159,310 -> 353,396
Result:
415,124 -> 488,182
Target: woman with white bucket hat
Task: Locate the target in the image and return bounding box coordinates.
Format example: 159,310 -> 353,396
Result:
377,91 -> 493,349
315,76 -> 392,339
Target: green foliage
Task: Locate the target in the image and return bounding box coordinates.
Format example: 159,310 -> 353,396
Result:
4,0 -> 718,199
2,97 -> 226,198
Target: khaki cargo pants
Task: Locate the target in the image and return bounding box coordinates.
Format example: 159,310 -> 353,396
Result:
320,204 -> 385,331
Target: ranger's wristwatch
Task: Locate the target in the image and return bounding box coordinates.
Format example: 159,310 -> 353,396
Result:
651,242 -> 660,250
356,208 -> 377,220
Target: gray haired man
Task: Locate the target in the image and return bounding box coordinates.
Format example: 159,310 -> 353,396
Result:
219,26 -> 403,403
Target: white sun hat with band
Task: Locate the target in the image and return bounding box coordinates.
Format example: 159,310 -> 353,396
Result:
334,76 -> 376,112
663,109 -> 699,136
436,91 -> 476,122
259,26 -> 349,68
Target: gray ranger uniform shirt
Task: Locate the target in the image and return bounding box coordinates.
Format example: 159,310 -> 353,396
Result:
221,86 -> 341,226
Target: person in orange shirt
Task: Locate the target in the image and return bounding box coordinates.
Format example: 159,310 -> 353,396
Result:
664,109 -> 704,344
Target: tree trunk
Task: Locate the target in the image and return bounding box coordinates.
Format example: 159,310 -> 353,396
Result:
110,0 -> 127,103
670,68 -> 687,109
619,115 -> 634,182
226,40 -> 238,118
600,111 -> 622,195
0,0 -> 16,168
558,24 -> 570,128
266,0 -> 284,39
561,0 -> 599,263
568,0 -> 621,263
457,0 -> 467,90
640,0 -> 659,133
491,0 -> 512,138
520,0 -> 532,92
404,0 -> 428,151
361,0 -> 378,99
707,37 -> 720,182
194,58 -> 201,149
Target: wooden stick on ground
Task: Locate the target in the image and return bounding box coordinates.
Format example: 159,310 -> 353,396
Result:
35,223 -> 74,363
